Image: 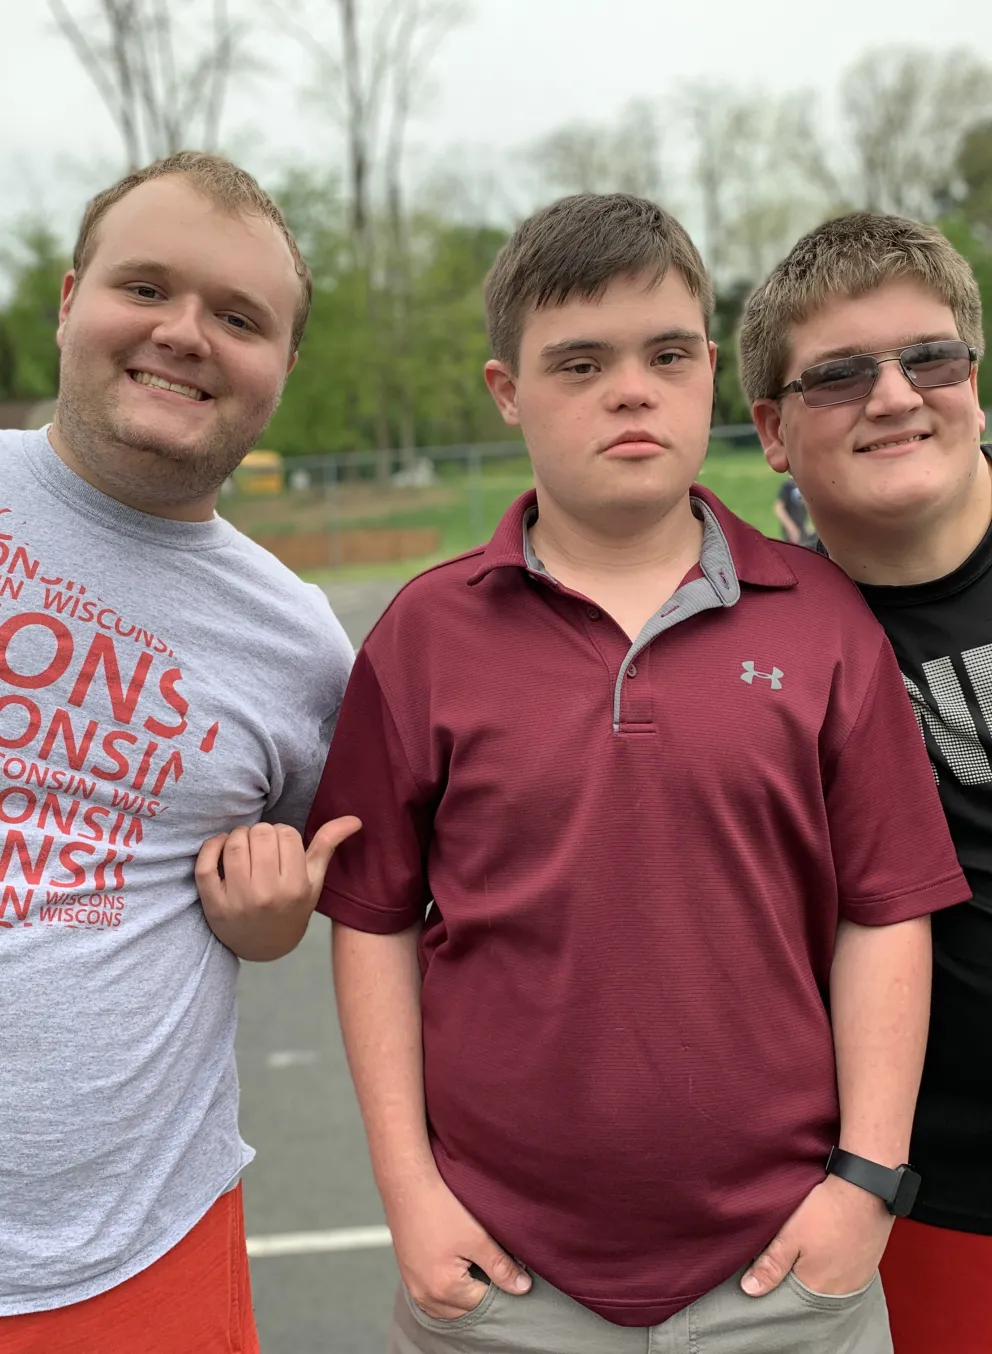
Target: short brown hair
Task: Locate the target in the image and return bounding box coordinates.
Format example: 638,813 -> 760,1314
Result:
72,150 -> 313,352
484,193 -> 715,370
739,212 -> 984,404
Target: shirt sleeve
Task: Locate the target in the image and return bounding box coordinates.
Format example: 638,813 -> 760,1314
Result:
826,637 -> 971,925
304,647 -> 436,933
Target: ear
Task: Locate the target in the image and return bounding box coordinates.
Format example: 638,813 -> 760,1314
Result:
484,360 -> 521,427
56,271 -> 77,349
286,350 -> 299,377
708,340 -> 718,375
752,398 -> 790,474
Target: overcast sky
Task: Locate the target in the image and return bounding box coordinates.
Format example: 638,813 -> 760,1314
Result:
2,0 -> 992,242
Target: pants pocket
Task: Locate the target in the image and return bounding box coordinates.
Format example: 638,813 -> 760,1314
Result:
786,1270 -> 880,1311
403,1281 -> 499,1334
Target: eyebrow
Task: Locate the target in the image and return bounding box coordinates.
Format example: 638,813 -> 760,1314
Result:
806,332 -> 961,366
539,328 -> 706,360
106,257 -> 278,325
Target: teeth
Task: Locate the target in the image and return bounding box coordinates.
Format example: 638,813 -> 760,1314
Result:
131,371 -> 206,401
860,434 -> 925,453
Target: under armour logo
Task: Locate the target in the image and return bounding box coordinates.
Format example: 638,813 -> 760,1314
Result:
741,660 -> 784,690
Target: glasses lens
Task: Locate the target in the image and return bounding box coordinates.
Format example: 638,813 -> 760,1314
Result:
902,341 -> 973,389
801,356 -> 877,407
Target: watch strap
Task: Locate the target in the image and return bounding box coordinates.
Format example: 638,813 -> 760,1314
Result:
825,1147 -> 907,1209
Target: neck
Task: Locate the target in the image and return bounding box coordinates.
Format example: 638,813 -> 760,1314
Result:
818,457 -> 992,587
529,488 -> 703,581
48,419 -> 219,523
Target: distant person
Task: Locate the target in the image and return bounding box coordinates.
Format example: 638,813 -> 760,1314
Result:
307,193 -> 968,1353
741,210 -> 992,1354
0,152 -> 359,1353
774,474 -> 819,548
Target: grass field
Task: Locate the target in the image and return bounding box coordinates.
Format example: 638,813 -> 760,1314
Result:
223,445 -> 784,584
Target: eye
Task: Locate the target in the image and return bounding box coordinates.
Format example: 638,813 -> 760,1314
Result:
561,360 -> 599,376
220,313 -> 255,333
653,351 -> 685,367
126,283 -> 163,301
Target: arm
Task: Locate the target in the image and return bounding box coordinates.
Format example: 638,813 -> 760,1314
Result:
774,498 -> 802,543
741,636 -> 960,1298
333,922 -> 531,1317
742,915 -> 930,1296
832,915 -> 930,1170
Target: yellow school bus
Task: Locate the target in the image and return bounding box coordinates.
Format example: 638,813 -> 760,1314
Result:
233,449 -> 284,496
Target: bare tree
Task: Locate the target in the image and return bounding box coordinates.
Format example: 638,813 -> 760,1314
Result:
263,0 -> 466,456
831,46 -> 992,219
49,0 -> 244,170
527,99 -> 664,202
680,83 -> 829,283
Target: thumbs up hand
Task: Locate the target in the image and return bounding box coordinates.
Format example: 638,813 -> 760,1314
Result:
195,817 -> 362,961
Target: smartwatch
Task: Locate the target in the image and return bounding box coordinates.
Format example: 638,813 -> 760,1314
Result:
825,1147 -> 921,1218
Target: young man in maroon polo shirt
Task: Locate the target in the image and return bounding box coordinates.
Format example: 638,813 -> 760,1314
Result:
307,194 -> 969,1353
741,213 -> 992,1354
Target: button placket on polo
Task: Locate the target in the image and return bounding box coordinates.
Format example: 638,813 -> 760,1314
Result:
617,647 -> 654,729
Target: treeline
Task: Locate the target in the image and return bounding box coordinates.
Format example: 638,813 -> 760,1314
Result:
3,11 -> 992,452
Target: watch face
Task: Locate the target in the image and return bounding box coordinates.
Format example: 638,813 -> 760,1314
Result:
892,1168 -> 922,1218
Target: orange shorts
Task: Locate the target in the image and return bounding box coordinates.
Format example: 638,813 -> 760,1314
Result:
881,1215 -> 992,1354
0,1183 -> 260,1354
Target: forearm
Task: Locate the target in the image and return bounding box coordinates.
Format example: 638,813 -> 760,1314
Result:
332,921 -> 436,1209
830,915 -> 932,1165
774,503 -> 800,542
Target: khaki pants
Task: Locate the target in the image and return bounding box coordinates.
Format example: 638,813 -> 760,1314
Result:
389,1266 -> 892,1354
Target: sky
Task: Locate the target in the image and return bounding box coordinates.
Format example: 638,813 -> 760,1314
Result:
1,0 -> 992,244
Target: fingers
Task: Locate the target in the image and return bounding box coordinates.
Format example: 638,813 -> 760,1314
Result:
478,1244 -> 532,1296
741,1233 -> 799,1296
193,834 -> 230,905
305,816 -> 362,889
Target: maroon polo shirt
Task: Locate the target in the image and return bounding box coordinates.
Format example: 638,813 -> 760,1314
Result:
308,487 -> 968,1327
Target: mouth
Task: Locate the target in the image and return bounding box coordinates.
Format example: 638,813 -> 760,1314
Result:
855,432 -> 931,454
602,430 -> 664,456
127,370 -> 211,402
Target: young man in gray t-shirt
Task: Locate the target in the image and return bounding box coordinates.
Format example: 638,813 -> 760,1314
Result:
0,153 -> 357,1353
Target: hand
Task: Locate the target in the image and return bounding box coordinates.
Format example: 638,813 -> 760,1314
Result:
387,1169 -> 531,1320
195,816 -> 361,961
741,1175 -> 894,1298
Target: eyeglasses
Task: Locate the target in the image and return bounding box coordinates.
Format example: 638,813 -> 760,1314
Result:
777,341 -> 977,408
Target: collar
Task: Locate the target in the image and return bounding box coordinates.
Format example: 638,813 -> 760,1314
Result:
467,486 -> 798,592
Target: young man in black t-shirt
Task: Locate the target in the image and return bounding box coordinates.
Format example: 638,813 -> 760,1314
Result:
740,212 -> 992,1354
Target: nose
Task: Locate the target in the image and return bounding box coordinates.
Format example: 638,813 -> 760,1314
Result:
863,357 -> 925,420
604,358 -> 657,411
149,297 -> 212,361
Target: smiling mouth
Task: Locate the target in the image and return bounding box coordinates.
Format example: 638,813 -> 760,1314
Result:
128,370 -> 210,402
856,433 -> 931,454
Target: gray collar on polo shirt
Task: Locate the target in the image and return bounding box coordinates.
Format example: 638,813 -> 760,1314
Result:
523,497 -> 741,731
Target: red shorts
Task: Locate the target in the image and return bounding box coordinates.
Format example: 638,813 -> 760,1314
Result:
881,1216 -> 992,1354
0,1183 -> 260,1354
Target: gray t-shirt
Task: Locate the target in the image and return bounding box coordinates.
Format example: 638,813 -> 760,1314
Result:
0,428 -> 353,1314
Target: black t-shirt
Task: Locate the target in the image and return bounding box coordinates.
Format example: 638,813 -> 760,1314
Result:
778,478 -> 818,548
859,516 -> 992,1234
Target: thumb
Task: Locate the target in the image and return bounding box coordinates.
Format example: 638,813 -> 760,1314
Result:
741,1232 -> 800,1297
305,816 -> 362,887
477,1242 -> 531,1297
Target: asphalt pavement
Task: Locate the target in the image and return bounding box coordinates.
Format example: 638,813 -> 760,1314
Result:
236,581 -> 402,1354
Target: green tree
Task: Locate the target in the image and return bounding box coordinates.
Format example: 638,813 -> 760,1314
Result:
0,224 -> 67,400
940,218 -> 992,408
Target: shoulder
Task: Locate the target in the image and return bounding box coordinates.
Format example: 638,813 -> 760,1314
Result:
363,548 -> 488,644
218,526 -> 353,665
0,426 -> 28,467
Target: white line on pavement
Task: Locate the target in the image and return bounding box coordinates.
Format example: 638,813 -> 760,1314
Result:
247,1226 -> 393,1258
